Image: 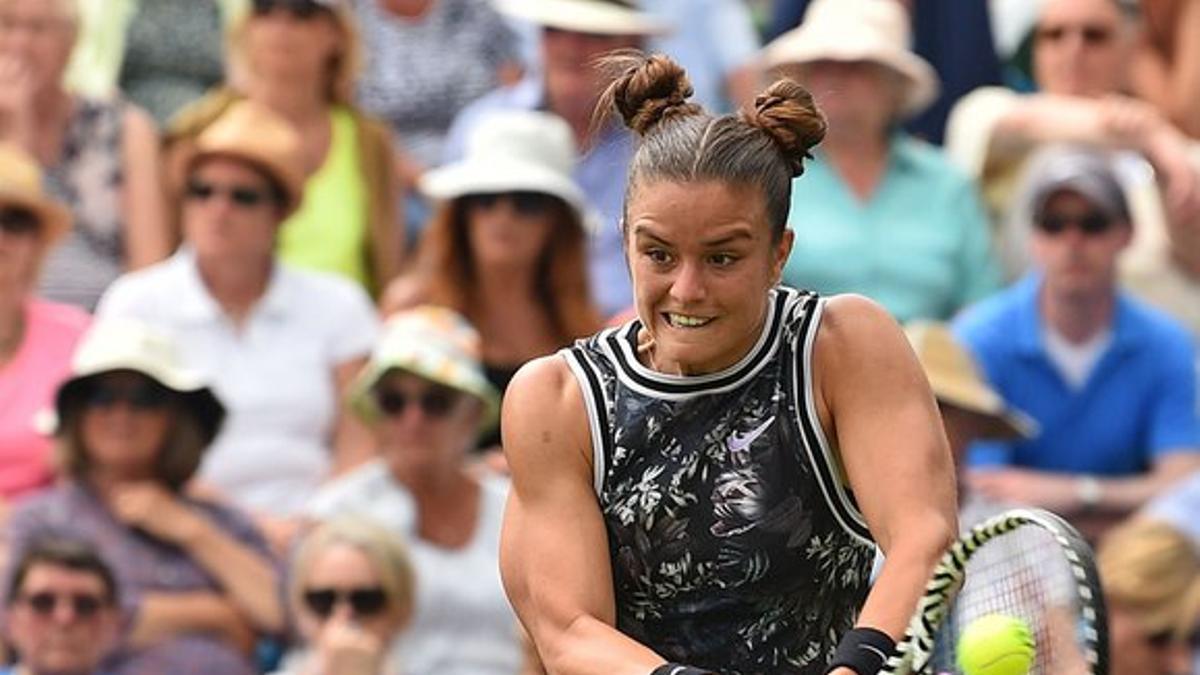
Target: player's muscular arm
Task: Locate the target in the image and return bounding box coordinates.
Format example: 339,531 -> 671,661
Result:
500,357 -> 667,675
816,295 -> 959,640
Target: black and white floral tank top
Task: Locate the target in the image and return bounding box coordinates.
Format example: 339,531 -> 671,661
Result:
562,287 -> 876,674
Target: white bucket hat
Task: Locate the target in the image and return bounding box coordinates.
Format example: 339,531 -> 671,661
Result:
50,319 -> 226,443
761,0 -> 940,117
350,306 -> 500,433
420,110 -> 593,230
495,0 -> 669,36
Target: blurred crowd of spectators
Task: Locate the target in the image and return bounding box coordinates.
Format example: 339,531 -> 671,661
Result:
0,0 -> 1199,674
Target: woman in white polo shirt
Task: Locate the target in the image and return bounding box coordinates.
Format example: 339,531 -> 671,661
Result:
97,100 -> 379,548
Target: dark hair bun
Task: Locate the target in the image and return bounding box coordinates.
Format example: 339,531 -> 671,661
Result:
741,79 -> 827,177
594,50 -> 702,136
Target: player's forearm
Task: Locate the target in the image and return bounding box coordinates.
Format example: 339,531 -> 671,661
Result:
857,514 -> 956,640
535,614 -> 667,675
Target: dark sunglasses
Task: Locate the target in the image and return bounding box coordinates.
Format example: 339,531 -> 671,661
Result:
1035,211 -> 1114,236
19,591 -> 109,619
252,0 -> 332,19
302,587 -> 388,619
185,180 -> 274,209
1036,23 -> 1114,46
0,206 -> 39,236
464,191 -> 559,216
375,387 -> 460,419
85,381 -> 174,412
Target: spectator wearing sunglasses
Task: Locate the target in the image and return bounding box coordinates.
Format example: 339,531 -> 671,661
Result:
946,0 -> 1200,279
0,0 -> 170,312
1097,517 -> 1200,675
98,101 -> 379,548
272,517 -> 414,675
3,318 -> 284,675
1,538 -> 121,675
952,145 -> 1200,542
0,145 -> 89,507
383,111 -> 600,449
308,306 -> 527,675
165,0 -> 403,298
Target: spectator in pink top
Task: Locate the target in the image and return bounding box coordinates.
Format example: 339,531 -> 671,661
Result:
0,144 -> 89,506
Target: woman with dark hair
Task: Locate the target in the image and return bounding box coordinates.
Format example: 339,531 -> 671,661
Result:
3,319 -> 283,675
383,110 -> 600,445
499,51 -> 957,675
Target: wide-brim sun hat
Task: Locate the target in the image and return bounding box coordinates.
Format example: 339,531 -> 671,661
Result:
350,306 -> 501,434
0,143 -> 72,246
495,0 -> 670,36
760,0 -> 940,117
420,110 -> 594,232
51,318 -> 226,445
905,321 -> 1037,441
176,100 -> 306,217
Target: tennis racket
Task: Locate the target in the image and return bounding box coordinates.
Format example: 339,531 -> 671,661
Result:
880,507 -> 1108,675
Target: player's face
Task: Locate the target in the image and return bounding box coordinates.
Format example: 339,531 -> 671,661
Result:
625,180 -> 792,376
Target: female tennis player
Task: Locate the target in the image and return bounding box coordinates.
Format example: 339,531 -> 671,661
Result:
499,51 -> 958,675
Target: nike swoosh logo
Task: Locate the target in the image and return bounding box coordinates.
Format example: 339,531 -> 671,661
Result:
727,416 -> 775,453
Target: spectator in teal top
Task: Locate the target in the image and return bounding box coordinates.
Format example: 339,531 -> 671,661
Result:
761,0 -> 1001,323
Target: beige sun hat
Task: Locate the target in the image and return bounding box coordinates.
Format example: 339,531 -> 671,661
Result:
50,319 -> 226,444
761,0 -> 940,117
905,321 -> 1036,440
420,110 -> 593,231
350,306 -> 501,433
177,100 -> 306,217
0,143 -> 72,246
495,0 -> 669,36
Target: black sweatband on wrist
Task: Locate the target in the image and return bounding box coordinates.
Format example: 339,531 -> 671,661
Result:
824,626 -> 897,674
650,663 -> 716,675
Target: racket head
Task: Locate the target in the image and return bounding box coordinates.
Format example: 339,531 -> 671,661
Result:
883,507 -> 1108,675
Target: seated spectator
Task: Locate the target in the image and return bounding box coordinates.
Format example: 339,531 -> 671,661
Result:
904,321 -> 1036,526
0,0 -> 169,310
1130,0 -> 1200,138
953,145 -> 1200,541
761,0 -> 1001,322
383,110 -> 600,446
449,0 -> 668,318
946,0 -> 1199,276
2,538 -> 122,675
99,101 -> 379,541
308,307 -> 525,675
4,319 -> 283,675
354,0 -> 522,193
273,517 -> 415,675
167,0 -> 403,297
0,145 -> 89,504
1097,518 -> 1200,675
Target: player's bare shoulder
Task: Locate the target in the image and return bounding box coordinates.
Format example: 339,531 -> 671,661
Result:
502,354 -> 594,485
816,293 -> 907,370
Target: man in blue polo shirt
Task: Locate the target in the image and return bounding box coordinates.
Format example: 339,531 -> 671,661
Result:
953,145 -> 1200,538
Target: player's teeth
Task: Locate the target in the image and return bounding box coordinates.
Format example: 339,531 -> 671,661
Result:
668,314 -> 710,327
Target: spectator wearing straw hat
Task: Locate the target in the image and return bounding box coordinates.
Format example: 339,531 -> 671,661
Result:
308,306 -> 525,675
3,319 -> 283,675
166,0 -> 404,298
383,110 -> 600,449
761,0 -> 1001,323
98,101 -> 380,545
0,144 -> 89,507
953,145 -> 1200,540
445,0 -> 669,319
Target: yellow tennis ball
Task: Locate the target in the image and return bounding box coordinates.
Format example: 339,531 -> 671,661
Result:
956,614 -> 1036,675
